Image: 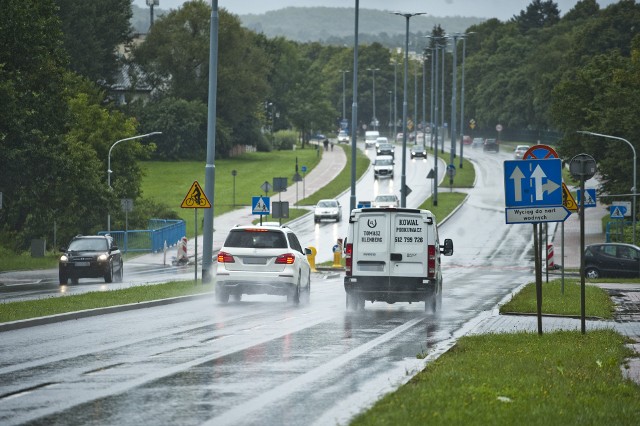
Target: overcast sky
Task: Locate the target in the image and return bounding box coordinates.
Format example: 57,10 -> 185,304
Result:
134,0 -> 619,20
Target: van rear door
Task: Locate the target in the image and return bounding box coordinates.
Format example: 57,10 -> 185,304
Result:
389,211 -> 431,279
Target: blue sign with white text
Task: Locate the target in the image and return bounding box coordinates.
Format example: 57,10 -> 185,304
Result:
504,159 -> 563,208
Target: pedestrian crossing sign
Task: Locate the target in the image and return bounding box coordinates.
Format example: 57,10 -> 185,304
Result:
576,188 -> 596,208
610,205 -> 628,219
252,196 -> 271,215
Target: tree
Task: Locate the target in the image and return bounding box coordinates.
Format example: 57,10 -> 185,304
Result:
55,0 -> 132,83
133,1 -> 270,157
513,0 -> 560,33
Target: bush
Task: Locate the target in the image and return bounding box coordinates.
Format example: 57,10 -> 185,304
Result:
273,130 -> 298,150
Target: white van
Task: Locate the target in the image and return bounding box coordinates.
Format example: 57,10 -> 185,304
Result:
343,208 -> 453,312
364,130 -> 380,148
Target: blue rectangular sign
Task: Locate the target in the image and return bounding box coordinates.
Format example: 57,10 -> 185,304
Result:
504,159 -> 563,208
252,196 -> 271,215
576,188 -> 596,208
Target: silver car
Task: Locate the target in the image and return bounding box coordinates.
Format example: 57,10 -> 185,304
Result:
373,194 -> 400,208
215,225 -> 312,304
314,199 -> 342,222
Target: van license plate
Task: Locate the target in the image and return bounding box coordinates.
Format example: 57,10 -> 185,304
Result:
75,262 -> 90,267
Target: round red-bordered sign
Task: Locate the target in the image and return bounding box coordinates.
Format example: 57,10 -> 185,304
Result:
523,144 -> 558,159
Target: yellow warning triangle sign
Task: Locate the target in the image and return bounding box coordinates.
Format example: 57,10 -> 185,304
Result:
562,183 -> 578,212
181,181 -> 211,208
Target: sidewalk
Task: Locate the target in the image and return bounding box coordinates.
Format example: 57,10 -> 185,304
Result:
130,144 -> 347,267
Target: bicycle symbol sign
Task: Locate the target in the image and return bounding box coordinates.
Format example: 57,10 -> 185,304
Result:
181,181 -> 211,209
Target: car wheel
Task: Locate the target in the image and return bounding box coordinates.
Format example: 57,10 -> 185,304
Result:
232,293 -> 242,302
115,261 -> 124,283
288,278 -> 300,305
71,276 -> 79,285
585,267 -> 601,279
59,271 -> 68,286
104,262 -> 113,283
374,175 -> 378,180
215,287 -> 229,304
314,217 -> 319,223
301,272 -> 311,304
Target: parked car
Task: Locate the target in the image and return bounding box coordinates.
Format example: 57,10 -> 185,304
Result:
584,243 -> 640,279
376,143 -> 395,157
373,194 -> 399,208
215,225 -> 312,304
471,137 -> 484,148
514,145 -> 530,159
59,234 -> 123,285
373,155 -> 394,179
410,145 -> 427,159
483,138 -> 500,152
337,130 -> 350,143
314,199 -> 342,222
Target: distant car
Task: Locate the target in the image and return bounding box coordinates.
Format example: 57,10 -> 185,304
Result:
310,133 -> 326,141
59,234 -> 123,285
337,130 -> 350,143
410,145 -> 427,159
215,225 -> 312,304
373,194 -> 400,208
483,138 -> 499,152
584,243 -> 640,279
396,132 -> 404,142
375,136 -> 388,148
373,155 -> 394,179
514,145 -> 530,159
463,135 -> 472,145
471,138 -> 484,148
376,143 -> 395,157
314,199 -> 342,222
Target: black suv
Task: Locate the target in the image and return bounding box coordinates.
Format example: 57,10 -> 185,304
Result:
483,138 -> 499,152
59,235 -> 123,285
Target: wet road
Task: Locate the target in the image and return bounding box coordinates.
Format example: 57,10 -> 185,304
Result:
0,145 -> 537,425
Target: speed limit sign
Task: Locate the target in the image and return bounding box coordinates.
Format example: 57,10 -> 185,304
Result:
496,124 -> 503,132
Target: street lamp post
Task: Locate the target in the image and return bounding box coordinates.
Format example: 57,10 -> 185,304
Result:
349,0 -> 360,212
450,33 -> 459,166
393,11 -> 426,207
388,90 -> 393,136
340,69 -> 350,121
367,67 -> 380,130
107,132 -> 162,232
459,32 -> 474,168
390,59 -> 399,141
578,130 -> 637,245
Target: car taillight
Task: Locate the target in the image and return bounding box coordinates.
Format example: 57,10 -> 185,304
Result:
217,251 -> 235,263
275,253 -> 296,265
427,245 -> 436,278
345,243 -> 353,276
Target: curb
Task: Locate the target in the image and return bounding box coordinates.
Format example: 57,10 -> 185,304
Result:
0,293 -> 212,333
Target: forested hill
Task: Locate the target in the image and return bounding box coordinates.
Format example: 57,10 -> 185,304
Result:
131,5 -> 485,45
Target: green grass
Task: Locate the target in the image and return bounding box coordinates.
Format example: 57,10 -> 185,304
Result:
500,279 -> 615,319
351,329 -> 640,425
141,147 -> 321,237
419,192 -> 468,220
0,281 -> 212,323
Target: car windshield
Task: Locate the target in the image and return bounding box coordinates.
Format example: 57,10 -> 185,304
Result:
318,200 -> 337,208
379,144 -> 392,149
68,238 -> 108,251
224,229 -> 288,249
375,158 -> 393,166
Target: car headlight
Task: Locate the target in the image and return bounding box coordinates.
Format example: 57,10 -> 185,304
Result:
97,254 -> 108,262
60,255 -> 68,262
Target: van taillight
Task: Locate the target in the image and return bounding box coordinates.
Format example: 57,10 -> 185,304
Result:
427,245 -> 436,278
217,251 -> 234,263
345,243 -> 353,276
275,253 -> 296,265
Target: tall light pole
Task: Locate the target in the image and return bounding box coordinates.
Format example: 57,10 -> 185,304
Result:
340,69 -> 350,121
441,36 -> 447,154
367,67 -> 380,130
458,32 -> 474,168
349,0 -> 360,212
107,131 -> 162,232
414,61 -> 418,144
450,33 -> 459,166
388,90 -> 393,137
422,52 -> 428,150
393,11 -> 426,207
390,59 -> 399,140
578,130 -> 637,245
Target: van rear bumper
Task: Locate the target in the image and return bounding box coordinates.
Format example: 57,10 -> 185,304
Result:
344,275 -> 437,303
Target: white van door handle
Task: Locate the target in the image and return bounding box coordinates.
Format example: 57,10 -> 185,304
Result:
390,253 -> 402,261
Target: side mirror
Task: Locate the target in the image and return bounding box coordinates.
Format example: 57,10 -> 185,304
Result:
59,247 -> 66,253
305,248 -> 312,255
441,239 -> 454,256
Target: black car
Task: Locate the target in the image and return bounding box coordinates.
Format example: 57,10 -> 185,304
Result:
59,235 -> 123,285
376,143 -> 395,157
584,243 -> 640,279
483,138 -> 500,152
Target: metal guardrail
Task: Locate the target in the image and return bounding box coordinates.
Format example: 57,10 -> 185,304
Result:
100,219 -> 186,253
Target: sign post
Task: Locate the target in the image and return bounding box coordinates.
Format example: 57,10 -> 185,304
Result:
180,181 -> 211,283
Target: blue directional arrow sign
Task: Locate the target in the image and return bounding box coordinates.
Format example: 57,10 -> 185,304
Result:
504,159 -> 563,208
